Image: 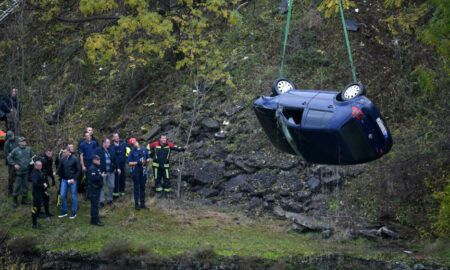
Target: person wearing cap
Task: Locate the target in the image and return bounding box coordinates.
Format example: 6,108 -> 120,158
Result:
109,133 -> 127,199
55,147 -> 81,219
88,155 -> 106,226
7,137 -> 35,207
94,138 -> 117,207
128,138 -> 150,210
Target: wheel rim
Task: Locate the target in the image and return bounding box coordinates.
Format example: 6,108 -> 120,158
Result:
343,85 -> 360,99
277,80 -> 294,93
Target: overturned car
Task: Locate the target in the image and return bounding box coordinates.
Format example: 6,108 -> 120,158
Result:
253,78 -> 393,165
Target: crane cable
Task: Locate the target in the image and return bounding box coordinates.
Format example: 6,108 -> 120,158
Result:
279,0 -> 357,82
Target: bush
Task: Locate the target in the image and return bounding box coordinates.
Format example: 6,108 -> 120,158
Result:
99,238 -> 132,261
7,235 -> 39,255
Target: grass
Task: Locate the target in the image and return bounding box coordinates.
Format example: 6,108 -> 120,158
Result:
0,163 -> 448,266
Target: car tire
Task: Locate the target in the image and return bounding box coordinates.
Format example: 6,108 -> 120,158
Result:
272,78 -> 295,96
341,82 -> 366,101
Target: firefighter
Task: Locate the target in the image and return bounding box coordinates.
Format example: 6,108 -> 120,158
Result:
31,160 -> 51,229
148,135 -> 187,198
128,138 -> 150,210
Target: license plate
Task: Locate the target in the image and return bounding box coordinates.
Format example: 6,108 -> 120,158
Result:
376,118 -> 389,138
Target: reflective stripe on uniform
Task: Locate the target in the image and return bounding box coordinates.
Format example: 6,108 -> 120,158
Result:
164,188 -> 171,192
155,187 -> 163,192
32,207 -> 37,214
165,169 -> 169,179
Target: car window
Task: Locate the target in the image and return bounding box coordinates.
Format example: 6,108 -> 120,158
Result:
304,109 -> 333,128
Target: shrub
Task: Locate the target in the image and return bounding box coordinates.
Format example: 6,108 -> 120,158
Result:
7,235 -> 39,255
99,238 -> 132,261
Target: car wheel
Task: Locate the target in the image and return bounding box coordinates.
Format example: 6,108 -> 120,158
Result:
272,78 -> 295,96
341,82 -> 366,101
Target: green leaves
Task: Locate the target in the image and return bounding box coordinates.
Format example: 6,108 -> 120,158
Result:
79,0 -> 118,16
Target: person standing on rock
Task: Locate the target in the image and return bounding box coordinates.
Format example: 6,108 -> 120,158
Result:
88,155 -> 105,226
94,138 -> 116,207
7,137 -> 35,208
148,135 -> 186,198
109,132 -> 127,199
128,138 -> 150,210
4,130 -> 18,195
55,147 -> 81,219
31,160 -> 52,229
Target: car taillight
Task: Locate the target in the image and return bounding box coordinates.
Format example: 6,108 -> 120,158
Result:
351,106 -> 364,120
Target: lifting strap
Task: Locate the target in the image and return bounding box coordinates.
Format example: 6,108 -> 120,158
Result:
338,0 -> 357,82
279,0 -> 357,82
279,0 -> 292,78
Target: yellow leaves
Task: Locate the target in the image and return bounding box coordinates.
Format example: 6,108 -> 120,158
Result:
318,0 -> 355,18
124,0 -> 148,11
383,3 -> 427,35
79,0 -> 118,16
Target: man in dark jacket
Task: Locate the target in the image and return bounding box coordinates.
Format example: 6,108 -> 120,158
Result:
148,135 -> 186,198
39,149 -> 55,186
4,88 -> 20,132
4,130 -> 18,195
31,160 -> 51,229
79,132 -> 98,197
88,155 -> 105,226
56,147 -> 81,219
94,138 -> 116,207
110,133 -> 126,199
128,138 -> 150,210
7,137 -> 35,207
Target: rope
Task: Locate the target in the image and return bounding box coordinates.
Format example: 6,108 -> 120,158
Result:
279,0 -> 293,78
338,0 -> 357,82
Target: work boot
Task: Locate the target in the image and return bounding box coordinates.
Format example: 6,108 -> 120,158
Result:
91,219 -> 104,226
13,196 -> 18,208
164,191 -> 170,199
135,204 -> 140,210
140,203 -> 148,210
21,198 -> 31,205
38,213 -> 48,218
157,192 -> 163,199
99,202 -> 104,208
32,224 -> 41,229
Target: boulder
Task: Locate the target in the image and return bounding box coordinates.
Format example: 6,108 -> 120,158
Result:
276,171 -> 303,192
143,124 -> 161,141
234,159 -> 256,173
226,174 -> 248,192
224,170 -> 241,178
249,169 -> 277,189
193,161 -> 224,185
377,226 -> 400,239
307,177 -> 321,192
200,117 -> 220,131
273,206 -> 330,231
199,188 -> 219,199
225,104 -> 244,116
295,191 -> 311,202
249,197 -> 263,209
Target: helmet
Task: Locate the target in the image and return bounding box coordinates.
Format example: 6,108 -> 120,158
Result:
129,138 -> 137,145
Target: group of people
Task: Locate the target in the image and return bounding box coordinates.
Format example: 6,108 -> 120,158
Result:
4,125 -> 187,229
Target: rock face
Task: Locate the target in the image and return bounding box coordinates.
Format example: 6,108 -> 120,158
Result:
193,161 -> 224,186
200,118 -> 220,131
273,206 -> 331,231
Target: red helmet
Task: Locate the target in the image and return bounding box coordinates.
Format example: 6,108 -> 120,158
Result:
129,138 -> 137,145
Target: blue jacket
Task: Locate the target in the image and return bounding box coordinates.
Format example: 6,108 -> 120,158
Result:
128,147 -> 149,171
109,140 -> 127,165
94,147 -> 117,173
